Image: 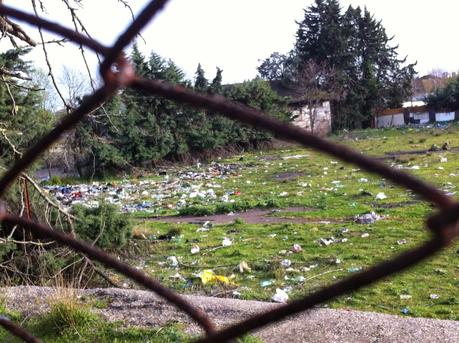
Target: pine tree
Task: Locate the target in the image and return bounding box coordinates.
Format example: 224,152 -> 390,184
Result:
194,63 -> 208,90
259,0 -> 415,130
0,49 -> 53,162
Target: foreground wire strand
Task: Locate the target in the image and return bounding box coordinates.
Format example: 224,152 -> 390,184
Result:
0,1 -> 457,342
0,214 -> 216,335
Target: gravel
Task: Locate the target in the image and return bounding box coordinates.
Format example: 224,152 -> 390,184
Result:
3,286 -> 458,343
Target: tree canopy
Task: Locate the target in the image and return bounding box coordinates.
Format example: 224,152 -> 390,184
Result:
258,0 -> 416,130
72,45 -> 289,176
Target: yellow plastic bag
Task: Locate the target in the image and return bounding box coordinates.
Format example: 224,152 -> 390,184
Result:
199,269 -> 235,285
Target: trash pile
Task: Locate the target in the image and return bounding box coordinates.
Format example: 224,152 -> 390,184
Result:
43,163 -> 240,213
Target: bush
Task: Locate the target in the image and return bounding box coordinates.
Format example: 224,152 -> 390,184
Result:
72,203 -> 132,249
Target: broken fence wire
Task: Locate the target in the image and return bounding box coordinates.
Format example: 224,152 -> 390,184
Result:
0,2 -> 457,342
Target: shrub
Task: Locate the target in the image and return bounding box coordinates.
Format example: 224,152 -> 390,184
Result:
72,203 -> 132,249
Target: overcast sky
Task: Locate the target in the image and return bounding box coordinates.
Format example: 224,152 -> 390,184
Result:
5,0 -> 459,84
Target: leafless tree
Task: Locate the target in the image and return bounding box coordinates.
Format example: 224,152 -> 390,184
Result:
293,60 -> 340,134
59,66 -> 91,109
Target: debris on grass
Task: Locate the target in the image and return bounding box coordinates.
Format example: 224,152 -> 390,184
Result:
222,237 -> 232,247
397,239 -> 407,245
400,294 -> 412,300
44,163 -> 239,213
272,288 -> 289,303
430,294 -> 440,299
282,154 -> 308,160
319,237 -> 336,246
238,261 -> 251,273
260,280 -> 274,288
348,267 -> 362,273
375,192 -> 387,200
190,245 -> 200,254
167,256 -> 179,267
280,259 -> 292,268
199,270 -> 234,285
400,307 -> 410,315
291,244 -> 302,253
355,211 -> 380,224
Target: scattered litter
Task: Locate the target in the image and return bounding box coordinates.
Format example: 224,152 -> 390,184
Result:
359,178 -> 368,183
335,258 -> 341,264
410,165 -> 420,170
190,245 -> 200,254
355,211 -> 380,224
400,294 -> 412,300
261,280 -> 274,288
397,239 -> 407,245
44,163 -> 239,212
199,270 -> 234,285
293,275 -> 306,283
319,237 -> 336,246
232,291 -> 241,298
400,308 -> 410,315
361,233 -> 369,238
348,267 -> 362,273
238,261 -> 251,273
167,256 -> 179,267
429,294 -> 440,299
375,192 -> 387,200
222,237 -> 233,247
440,156 -> 448,163
272,288 -> 289,303
170,273 -> 185,281
282,154 -> 308,160
279,192 -> 289,197
280,259 -> 292,268
203,221 -> 213,229
291,244 -> 302,253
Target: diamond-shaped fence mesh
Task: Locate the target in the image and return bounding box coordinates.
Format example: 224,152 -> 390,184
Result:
0,2 -> 457,342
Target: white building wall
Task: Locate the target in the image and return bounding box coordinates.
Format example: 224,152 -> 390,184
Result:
436,112 -> 455,122
376,113 -> 405,127
413,112 -> 429,124
292,101 -> 331,136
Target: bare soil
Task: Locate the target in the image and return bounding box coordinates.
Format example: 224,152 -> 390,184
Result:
145,207 -> 343,225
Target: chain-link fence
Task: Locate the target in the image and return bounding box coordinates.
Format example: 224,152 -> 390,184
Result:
0,2 -> 457,342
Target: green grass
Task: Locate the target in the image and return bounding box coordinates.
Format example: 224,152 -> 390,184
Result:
0,301 -> 261,342
122,124 -> 459,320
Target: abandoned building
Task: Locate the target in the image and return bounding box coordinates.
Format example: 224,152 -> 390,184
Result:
269,81 -> 332,137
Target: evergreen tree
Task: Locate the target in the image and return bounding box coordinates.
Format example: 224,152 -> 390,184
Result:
72,50 -> 289,176
0,49 -> 53,162
194,63 -> 208,90
259,0 -> 416,130
209,67 -> 223,93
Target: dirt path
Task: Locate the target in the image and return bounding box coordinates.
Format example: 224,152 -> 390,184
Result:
144,207 -> 343,225
3,286 -> 458,343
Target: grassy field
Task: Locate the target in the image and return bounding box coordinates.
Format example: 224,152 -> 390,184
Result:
2,125 -> 457,342
124,125 -> 459,320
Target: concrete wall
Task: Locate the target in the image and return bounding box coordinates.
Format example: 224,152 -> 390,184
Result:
436,112 -> 455,122
413,112 -> 430,124
376,110 -> 456,128
376,113 -> 405,127
291,101 -> 331,136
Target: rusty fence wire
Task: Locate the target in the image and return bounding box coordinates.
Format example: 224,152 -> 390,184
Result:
0,2 -> 458,342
